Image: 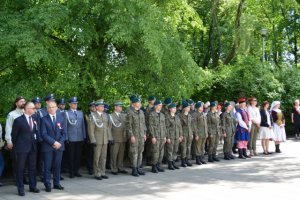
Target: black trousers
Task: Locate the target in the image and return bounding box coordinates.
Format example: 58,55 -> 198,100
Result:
67,141 -> 83,175
15,149 -> 37,191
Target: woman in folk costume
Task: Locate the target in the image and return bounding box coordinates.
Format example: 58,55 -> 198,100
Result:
235,98 -> 251,159
270,101 -> 286,153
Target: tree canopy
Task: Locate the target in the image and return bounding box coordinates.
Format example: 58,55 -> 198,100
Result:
0,0 -> 299,113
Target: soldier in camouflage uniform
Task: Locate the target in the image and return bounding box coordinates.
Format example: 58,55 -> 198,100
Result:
192,101 -> 208,165
126,96 -> 147,177
207,101 -> 221,162
165,103 -> 182,170
148,100 -> 167,173
179,101 -> 193,167
221,102 -> 236,160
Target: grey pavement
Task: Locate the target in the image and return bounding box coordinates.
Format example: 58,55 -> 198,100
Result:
1,139 -> 300,200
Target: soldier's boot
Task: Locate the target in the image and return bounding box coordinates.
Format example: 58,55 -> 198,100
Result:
137,168 -> 146,175
224,153 -> 230,160
208,155 -> 214,162
212,155 -> 220,162
151,165 -> 158,173
156,163 -> 165,172
275,144 -> 281,153
229,153 -> 235,159
132,167 -> 139,177
181,158 -> 187,167
242,148 -> 251,158
168,161 -> 175,170
199,156 -> 207,164
195,156 -> 202,165
185,158 -> 193,166
172,161 -> 180,169
238,149 -> 246,159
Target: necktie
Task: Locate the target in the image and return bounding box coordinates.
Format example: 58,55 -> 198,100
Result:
74,110 -> 77,118
52,115 -> 56,127
29,116 -> 33,131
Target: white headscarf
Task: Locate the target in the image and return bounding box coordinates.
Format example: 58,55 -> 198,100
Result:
270,101 -> 280,111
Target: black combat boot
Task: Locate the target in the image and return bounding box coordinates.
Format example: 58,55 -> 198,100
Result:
132,167 -> 139,177
195,156 -> 202,165
151,165 -> 158,173
238,149 -> 246,159
181,158 -> 187,167
172,161 -> 180,169
275,144 -> 281,153
199,156 -> 207,164
168,161 -> 175,170
232,143 -> 238,154
224,153 -> 230,160
242,148 -> 251,158
208,155 -> 214,162
185,158 -> 193,166
212,155 -> 220,162
137,168 -> 146,175
156,163 -> 165,172
229,153 -> 235,159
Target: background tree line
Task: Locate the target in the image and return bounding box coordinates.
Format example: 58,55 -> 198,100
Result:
0,0 -> 299,133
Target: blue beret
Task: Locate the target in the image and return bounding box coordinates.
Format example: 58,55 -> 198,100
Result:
44,93 -> 55,101
182,101 -> 190,109
57,98 -> 66,105
164,97 -> 172,105
32,97 -> 41,104
195,101 -> 203,109
68,97 -> 78,104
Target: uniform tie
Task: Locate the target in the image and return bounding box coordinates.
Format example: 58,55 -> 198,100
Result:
52,115 -> 56,128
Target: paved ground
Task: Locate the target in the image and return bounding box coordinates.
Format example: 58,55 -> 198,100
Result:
1,139 -> 300,200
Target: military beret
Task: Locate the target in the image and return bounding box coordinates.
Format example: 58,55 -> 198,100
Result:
32,97 -> 41,104
224,102 -> 231,108
95,99 -> 105,106
210,101 -> 217,107
182,101 -> 190,109
195,101 -> 203,109
68,97 -> 78,104
238,98 -> 246,104
168,103 -> 176,109
154,100 -> 162,106
44,94 -> 55,101
187,99 -> 194,105
131,97 -> 140,103
148,95 -> 156,101
164,97 -> 172,105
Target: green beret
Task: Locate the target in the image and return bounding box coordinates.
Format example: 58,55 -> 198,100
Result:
148,95 -> 156,101
195,101 -> 203,109
182,101 -> 190,109
168,103 -> 176,109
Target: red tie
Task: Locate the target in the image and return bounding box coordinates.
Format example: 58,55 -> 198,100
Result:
29,116 -> 33,131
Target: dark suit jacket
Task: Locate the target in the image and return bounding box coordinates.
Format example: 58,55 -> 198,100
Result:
41,114 -> 65,152
12,114 -> 38,153
260,109 -> 273,127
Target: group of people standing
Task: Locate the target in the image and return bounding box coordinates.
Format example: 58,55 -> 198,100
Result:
0,94 -> 294,197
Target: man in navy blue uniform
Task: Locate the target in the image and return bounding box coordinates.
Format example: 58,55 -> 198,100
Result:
41,101 -> 65,192
64,97 -> 86,178
12,102 -> 40,196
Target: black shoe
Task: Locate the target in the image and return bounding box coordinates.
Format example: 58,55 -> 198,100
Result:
151,165 -> 158,173
242,149 -> 251,158
181,159 -> 187,167
156,164 -> 165,172
196,156 -> 202,165
95,176 -> 102,180
199,156 -> 207,164
172,161 -> 180,169
53,185 -> 64,190
60,176 -> 64,180
229,154 -> 235,159
45,187 -> 51,192
132,167 -> 139,177
168,161 -> 175,170
118,169 -> 128,174
137,168 -> 145,175
74,173 -> 82,177
111,171 -> 118,175
224,154 -> 230,160
208,155 -> 214,162
185,158 -> 193,166
213,156 -> 220,162
238,149 -> 246,159
18,190 -> 25,196
29,187 -> 40,193
101,175 -> 109,179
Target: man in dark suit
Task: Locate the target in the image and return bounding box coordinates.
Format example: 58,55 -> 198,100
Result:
12,102 -> 40,196
41,101 -> 65,192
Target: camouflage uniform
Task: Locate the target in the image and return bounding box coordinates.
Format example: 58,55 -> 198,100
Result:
207,111 -> 221,162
